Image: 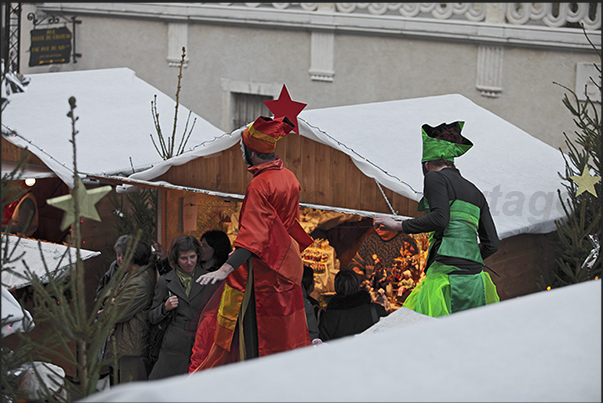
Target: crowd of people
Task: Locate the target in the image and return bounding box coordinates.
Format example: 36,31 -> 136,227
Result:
93,113 -> 501,387
95,229 -> 234,386
95,230 -> 394,387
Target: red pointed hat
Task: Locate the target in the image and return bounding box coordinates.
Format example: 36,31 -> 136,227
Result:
242,115 -> 295,154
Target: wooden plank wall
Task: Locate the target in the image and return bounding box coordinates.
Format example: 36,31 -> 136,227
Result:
4,137 -> 130,263
2,136 -> 48,166
156,135 -> 422,218
485,232 -> 557,300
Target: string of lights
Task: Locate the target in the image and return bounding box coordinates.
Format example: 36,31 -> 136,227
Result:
4,116 -> 421,212
186,127 -> 243,153
2,123 -> 75,174
2,122 -> 243,179
374,178 -> 398,217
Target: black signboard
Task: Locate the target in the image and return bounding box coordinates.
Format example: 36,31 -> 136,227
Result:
29,27 -> 72,67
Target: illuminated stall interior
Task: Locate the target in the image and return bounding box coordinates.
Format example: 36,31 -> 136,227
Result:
157,188 -> 429,311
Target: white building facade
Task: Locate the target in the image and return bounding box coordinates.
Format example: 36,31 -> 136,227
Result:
15,3 -> 603,150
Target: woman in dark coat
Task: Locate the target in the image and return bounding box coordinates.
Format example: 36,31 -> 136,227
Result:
318,269 -> 388,341
148,235 -> 219,380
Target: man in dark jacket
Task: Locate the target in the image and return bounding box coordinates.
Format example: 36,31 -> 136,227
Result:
302,265 -> 321,342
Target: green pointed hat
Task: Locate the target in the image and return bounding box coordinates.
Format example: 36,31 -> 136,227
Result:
421,121 -> 473,162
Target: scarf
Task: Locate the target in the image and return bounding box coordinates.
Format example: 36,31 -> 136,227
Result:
176,267 -> 194,296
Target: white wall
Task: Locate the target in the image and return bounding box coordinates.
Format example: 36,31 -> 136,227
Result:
19,3 -> 601,152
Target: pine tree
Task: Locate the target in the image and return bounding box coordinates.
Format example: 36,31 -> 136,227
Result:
543,27 -> 601,289
1,98 -> 142,401
108,187 -> 157,247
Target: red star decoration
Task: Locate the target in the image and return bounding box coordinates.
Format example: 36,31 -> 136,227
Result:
264,84 -> 307,135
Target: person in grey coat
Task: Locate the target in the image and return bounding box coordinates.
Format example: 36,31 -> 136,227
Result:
147,235 -> 220,380
95,235 -> 132,303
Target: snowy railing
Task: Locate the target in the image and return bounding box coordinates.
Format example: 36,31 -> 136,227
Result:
214,3 -> 601,30
36,2 -> 601,52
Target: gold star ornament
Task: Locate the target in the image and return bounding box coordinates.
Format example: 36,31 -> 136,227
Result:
47,177 -> 112,230
570,166 -> 601,197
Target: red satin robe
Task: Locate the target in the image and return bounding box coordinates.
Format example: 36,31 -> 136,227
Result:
189,158 -> 312,373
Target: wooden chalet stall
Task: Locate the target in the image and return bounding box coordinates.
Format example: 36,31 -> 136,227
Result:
116,93 -> 569,305
2,67 -> 225,310
2,138 -> 113,378
2,67 -> 224,381
2,137 -> 123,317
2,65 -> 565,309
141,129 -> 557,304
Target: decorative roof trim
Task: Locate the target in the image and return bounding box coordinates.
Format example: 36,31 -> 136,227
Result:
37,3 -> 600,51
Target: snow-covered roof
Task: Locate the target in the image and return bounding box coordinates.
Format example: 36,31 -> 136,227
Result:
1,234 -> 100,290
1,285 -> 34,336
81,279 -> 601,402
1,67 -> 224,188
2,67 -> 568,240
128,94 -> 568,240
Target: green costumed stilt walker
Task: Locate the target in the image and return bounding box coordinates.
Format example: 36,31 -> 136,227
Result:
377,121 -> 501,317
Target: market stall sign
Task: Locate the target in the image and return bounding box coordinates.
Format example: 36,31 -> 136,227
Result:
29,27 -> 72,67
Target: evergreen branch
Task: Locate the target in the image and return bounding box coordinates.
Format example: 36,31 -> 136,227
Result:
545,27 -> 602,288
1,99 -> 143,400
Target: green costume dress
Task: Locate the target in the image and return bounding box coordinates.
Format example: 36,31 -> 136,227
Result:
401,122 -> 500,317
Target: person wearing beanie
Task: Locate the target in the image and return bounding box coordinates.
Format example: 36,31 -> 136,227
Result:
189,114 -> 313,373
373,121 -> 500,317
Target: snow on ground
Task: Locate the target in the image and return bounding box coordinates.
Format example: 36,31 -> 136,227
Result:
82,280 -> 601,402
